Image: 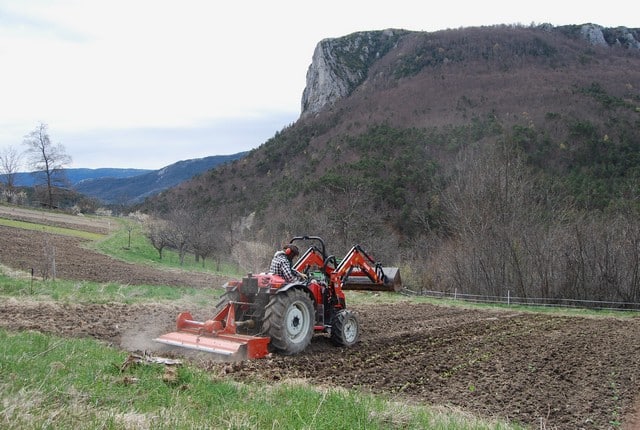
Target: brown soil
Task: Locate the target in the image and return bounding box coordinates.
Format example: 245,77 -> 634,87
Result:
0,225 -> 228,288
1,211 -> 640,429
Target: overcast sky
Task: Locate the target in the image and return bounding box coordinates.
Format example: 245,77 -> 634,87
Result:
0,1 -> 637,170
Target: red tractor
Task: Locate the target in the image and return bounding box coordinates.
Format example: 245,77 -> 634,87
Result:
155,236 -> 401,359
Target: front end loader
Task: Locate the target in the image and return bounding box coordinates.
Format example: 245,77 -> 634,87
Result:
155,236 -> 401,359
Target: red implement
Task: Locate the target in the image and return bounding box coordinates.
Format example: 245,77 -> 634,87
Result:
154,304 -> 270,359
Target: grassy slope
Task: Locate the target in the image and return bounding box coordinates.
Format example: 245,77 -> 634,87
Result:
91,219 -> 243,276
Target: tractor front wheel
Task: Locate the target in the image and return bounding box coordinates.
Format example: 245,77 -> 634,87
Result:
263,289 -> 314,355
330,309 -> 360,347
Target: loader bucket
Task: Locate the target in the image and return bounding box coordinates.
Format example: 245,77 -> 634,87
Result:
154,311 -> 271,360
342,267 -> 402,292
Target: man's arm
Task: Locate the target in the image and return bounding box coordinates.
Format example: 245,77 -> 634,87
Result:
280,259 -> 296,282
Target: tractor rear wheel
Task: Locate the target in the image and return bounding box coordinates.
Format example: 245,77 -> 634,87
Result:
263,289 -> 314,355
330,309 -> 360,347
214,291 -> 240,315
214,290 -> 257,334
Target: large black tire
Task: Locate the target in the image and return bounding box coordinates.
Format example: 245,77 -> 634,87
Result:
330,309 -> 360,347
262,289 -> 315,355
213,290 -> 255,333
214,291 -> 240,315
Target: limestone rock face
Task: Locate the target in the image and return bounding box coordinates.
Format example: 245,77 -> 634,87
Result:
580,24 -> 609,47
301,40 -> 358,117
301,29 -> 404,117
579,24 -> 640,49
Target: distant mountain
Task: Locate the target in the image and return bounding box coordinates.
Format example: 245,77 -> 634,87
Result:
74,153 -> 247,204
11,168 -> 151,187
3,153 -> 248,205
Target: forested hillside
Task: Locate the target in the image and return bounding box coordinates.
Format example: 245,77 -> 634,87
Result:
141,24 -> 640,304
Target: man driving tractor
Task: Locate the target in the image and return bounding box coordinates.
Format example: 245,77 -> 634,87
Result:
269,244 -> 307,283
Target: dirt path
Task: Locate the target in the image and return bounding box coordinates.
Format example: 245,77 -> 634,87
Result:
1,209 -> 640,429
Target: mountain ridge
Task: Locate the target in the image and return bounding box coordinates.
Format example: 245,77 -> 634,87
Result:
300,23 -> 639,118
74,152 -> 248,204
11,168 -> 150,187
7,152 -> 247,205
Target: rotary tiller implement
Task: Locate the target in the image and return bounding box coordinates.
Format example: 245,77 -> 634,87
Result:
155,303 -> 271,360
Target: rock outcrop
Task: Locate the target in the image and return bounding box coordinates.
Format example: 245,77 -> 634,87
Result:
580,24 -> 609,47
301,29 -> 406,117
579,24 -> 640,49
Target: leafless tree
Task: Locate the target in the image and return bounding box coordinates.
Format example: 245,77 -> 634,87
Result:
321,181 -> 380,252
188,209 -> 220,268
22,123 -> 72,208
163,208 -> 192,265
232,240 -> 272,273
440,138 -> 547,297
560,213 -> 640,304
0,145 -> 23,203
143,216 -> 171,259
203,205 -> 265,271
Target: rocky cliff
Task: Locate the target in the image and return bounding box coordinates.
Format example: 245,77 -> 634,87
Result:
577,23 -> 640,49
300,29 -> 406,117
300,24 -> 640,118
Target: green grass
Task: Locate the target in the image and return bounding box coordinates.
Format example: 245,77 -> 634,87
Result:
0,270 -> 221,306
0,218 -> 104,241
345,290 -> 639,318
0,329 -> 524,430
92,221 -> 241,276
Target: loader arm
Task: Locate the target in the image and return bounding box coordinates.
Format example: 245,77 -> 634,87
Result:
291,235 -> 340,280
332,245 -> 402,292
333,245 -> 382,282
293,246 -> 336,278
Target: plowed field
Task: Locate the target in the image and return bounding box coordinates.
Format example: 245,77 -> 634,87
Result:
1,209 -> 640,429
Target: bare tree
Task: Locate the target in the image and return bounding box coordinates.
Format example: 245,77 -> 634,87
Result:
441,139 -> 543,297
144,216 -> 171,259
0,145 -> 23,202
188,211 -> 219,268
164,208 -> 192,265
22,123 -> 72,208
232,240 -> 272,273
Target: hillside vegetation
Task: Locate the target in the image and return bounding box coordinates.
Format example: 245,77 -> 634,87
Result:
142,24 -> 640,305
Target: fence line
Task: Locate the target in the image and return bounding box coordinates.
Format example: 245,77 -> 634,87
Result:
401,288 -> 640,312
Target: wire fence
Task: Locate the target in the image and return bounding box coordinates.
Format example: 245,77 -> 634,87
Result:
401,288 -> 640,312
